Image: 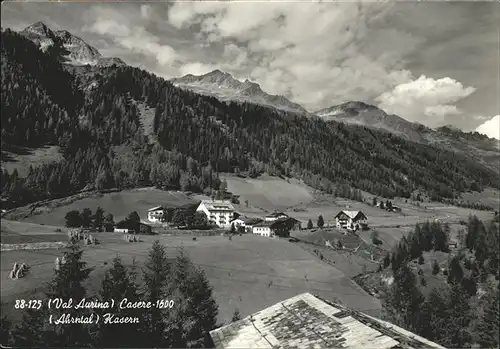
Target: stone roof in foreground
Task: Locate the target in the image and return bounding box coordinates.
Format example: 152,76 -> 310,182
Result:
210,293 -> 444,349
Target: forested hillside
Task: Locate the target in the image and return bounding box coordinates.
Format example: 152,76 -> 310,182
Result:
381,216 -> 499,348
1,28 -> 498,208
0,29 -> 82,148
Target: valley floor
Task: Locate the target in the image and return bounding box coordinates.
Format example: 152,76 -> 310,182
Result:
1,232 -> 381,324
1,174 -> 497,327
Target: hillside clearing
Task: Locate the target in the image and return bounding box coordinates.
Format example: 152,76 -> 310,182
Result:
135,100 -> 156,139
460,187 -> 500,209
1,146 -> 63,177
1,220 -> 68,244
354,250 -> 454,298
4,188 -> 198,226
222,174 -> 314,212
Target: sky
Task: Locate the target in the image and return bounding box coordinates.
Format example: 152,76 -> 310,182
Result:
1,1 -> 499,138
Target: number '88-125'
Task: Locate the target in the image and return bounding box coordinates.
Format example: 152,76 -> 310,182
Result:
15,299 -> 43,310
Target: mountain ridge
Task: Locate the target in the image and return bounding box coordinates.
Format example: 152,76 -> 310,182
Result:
1,26 -> 499,211
19,21 -> 125,67
315,100 -> 499,170
315,100 -> 430,141
171,70 -> 309,115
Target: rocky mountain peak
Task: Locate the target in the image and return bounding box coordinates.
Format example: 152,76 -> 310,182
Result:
24,21 -> 53,37
18,22 -> 125,67
171,69 -> 308,114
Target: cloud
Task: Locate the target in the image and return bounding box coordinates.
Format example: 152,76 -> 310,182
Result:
83,6 -> 178,66
179,62 -> 218,76
475,115 -> 500,140
87,19 -> 130,37
140,5 -> 152,20
375,75 -> 476,125
1,1 -> 497,130
166,2 -> 429,111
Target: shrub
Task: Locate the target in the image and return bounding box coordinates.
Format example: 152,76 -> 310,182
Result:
307,219 -> 313,229
432,260 -> 440,275
317,215 -> 324,228
418,254 -> 425,265
371,231 -> 383,245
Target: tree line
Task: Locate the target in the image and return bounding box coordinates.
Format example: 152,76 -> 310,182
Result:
64,204 -> 214,232
2,28 -> 499,211
0,241 -> 221,348
64,206 -> 114,231
157,205 -> 212,230
381,216 -> 499,348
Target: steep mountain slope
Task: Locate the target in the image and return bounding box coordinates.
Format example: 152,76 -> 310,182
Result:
19,22 -> 125,67
0,28 -> 83,148
1,28 -> 499,210
316,101 -> 431,142
316,101 -> 500,170
171,70 -> 308,114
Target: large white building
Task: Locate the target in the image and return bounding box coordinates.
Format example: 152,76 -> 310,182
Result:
196,200 -> 235,228
147,206 -> 165,223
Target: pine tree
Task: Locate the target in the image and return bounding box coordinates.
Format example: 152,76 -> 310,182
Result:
0,309 -> 12,346
172,209 -> 185,227
142,240 -> 171,348
165,249 -> 219,348
231,308 -> 241,322
432,260 -> 440,275
43,243 -> 93,346
126,211 -> 141,233
447,255 -> 464,285
193,212 -> 208,229
10,307 -> 54,347
441,282 -> 473,348
418,254 -> 425,265
81,208 -> 93,228
65,210 -> 82,227
104,213 -> 114,232
92,206 -> 105,231
415,286 -> 450,343
307,219 -> 313,229
466,215 -> 484,251
383,253 -> 391,269
317,215 -> 324,228
96,257 -> 143,347
382,264 -> 424,332
473,281 -> 499,348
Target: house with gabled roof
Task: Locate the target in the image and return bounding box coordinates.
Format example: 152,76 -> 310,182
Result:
230,216 -> 263,232
335,210 -> 368,231
264,211 -> 289,222
147,205 -> 165,223
253,217 -> 301,237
